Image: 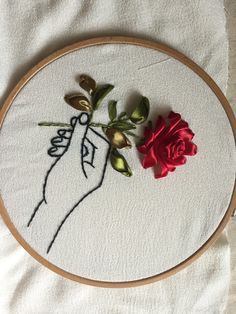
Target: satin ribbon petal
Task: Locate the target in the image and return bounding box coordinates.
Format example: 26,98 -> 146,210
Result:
168,111 -> 182,130
154,116 -> 166,138
154,159 -> 169,178
137,144 -> 148,154
184,141 -> 197,155
142,146 -> 158,168
175,128 -> 194,140
144,127 -> 154,141
166,155 -> 187,166
167,112 -> 194,141
156,112 -> 183,141
137,127 -> 155,153
168,111 -> 181,122
137,111 -> 197,179
169,118 -> 190,138
143,127 -> 155,148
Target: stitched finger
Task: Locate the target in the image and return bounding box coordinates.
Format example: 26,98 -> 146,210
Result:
48,146 -> 67,157
57,129 -> 72,139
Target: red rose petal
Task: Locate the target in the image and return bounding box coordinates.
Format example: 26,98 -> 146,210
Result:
154,116 -> 166,136
144,127 -> 154,140
184,141 -> 197,155
142,146 -> 158,169
169,166 -> 176,172
168,111 -> 182,129
137,144 -> 148,154
176,128 -> 194,141
143,127 -> 155,148
168,155 -> 187,166
137,111 -> 197,179
154,159 -> 169,178
168,111 -> 181,121
162,157 -> 177,171
165,142 -> 171,158
169,119 -> 190,139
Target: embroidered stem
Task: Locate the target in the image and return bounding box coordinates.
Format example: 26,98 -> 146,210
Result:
124,131 -> 141,138
89,122 -> 109,128
89,111 -> 94,122
38,122 -> 71,127
38,121 -> 111,129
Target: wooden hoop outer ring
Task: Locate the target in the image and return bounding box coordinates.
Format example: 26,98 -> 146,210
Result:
0,36 -> 235,288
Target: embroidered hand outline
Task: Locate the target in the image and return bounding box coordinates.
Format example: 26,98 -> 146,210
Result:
27,112 -> 110,254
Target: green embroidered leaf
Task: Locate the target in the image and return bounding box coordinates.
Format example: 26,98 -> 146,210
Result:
102,127 -> 107,135
130,96 -> 150,124
124,130 -> 139,137
109,121 -> 136,131
108,101 -> 117,121
110,149 -> 132,177
92,84 -> 114,110
79,74 -> 96,95
118,111 -> 127,119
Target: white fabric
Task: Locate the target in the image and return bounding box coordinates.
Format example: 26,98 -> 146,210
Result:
0,0 -> 232,313
0,45 -> 235,282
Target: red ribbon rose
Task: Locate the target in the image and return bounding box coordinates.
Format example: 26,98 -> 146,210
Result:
137,111 -> 197,178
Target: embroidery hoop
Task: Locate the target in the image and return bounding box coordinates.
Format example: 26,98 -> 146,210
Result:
0,36 -> 235,288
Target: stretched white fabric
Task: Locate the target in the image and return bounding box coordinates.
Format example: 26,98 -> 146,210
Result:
0,0 -> 231,313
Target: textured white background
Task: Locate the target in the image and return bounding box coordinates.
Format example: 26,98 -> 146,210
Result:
0,44 -> 235,282
225,0 -> 236,312
0,0 -> 235,313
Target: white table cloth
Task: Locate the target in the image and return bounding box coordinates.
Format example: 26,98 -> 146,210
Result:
0,0 -> 232,313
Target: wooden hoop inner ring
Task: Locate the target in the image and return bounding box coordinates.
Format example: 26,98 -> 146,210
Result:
0,36 -> 235,288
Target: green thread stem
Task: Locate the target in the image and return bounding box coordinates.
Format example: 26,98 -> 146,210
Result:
89,111 -> 94,122
124,131 -> 141,138
89,122 -> 110,128
38,122 -> 71,127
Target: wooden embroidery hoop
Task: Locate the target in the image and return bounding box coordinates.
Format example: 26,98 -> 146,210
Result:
0,36 -> 235,288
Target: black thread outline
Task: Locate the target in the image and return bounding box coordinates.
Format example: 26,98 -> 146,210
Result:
27,116 -> 81,227
27,127 -> 76,227
46,145 -> 111,254
83,137 -> 98,168
48,129 -> 72,157
27,114 -> 111,254
82,145 -> 89,157
80,125 -> 90,179
80,127 -> 110,179
88,126 -> 110,144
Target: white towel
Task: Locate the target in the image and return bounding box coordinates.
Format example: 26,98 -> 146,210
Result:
0,1 -> 231,313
